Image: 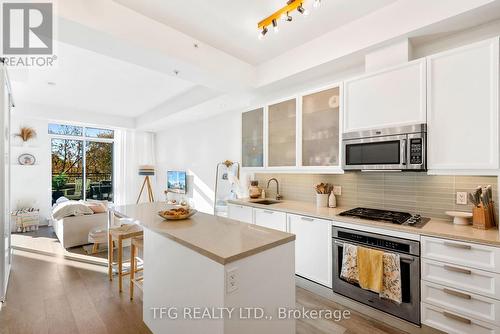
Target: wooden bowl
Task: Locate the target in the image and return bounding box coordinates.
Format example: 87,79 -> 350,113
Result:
158,209 -> 197,220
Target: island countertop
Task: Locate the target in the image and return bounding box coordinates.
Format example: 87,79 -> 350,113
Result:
112,202 -> 296,265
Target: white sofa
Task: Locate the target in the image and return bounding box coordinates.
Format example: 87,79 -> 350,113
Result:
53,213 -> 107,249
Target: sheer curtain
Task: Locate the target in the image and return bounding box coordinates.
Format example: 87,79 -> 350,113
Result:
114,129 -> 156,205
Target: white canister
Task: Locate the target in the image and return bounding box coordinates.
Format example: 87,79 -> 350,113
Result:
328,191 -> 337,208
316,194 -> 329,208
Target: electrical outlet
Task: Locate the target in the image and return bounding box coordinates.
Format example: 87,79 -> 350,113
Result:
226,268 -> 238,294
333,186 -> 342,196
456,192 -> 468,205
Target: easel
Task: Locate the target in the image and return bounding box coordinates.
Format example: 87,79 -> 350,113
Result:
137,175 -> 155,203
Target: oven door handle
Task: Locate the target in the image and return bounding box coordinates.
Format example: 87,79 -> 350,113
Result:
401,138 -> 407,165
333,240 -> 415,262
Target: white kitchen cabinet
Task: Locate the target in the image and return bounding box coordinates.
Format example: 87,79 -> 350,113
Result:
301,85 -> 342,167
253,208 -> 287,232
427,37 -> 499,172
268,98 -> 297,167
343,59 -> 426,133
422,303 -> 500,334
242,108 -> 264,168
227,204 -> 253,224
422,236 -> 500,273
288,214 -> 332,288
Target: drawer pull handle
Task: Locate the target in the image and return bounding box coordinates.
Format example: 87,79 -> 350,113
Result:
263,210 -> 274,214
443,265 -> 472,275
442,311 -> 472,325
301,217 -> 314,222
443,288 -> 472,300
443,241 -> 472,250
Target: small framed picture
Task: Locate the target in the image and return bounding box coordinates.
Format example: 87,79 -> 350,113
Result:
18,153 -> 36,165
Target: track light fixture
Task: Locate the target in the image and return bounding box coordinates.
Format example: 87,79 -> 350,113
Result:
283,12 -> 293,22
258,0 -> 319,39
258,26 -> 268,40
297,4 -> 308,15
272,19 -> 279,33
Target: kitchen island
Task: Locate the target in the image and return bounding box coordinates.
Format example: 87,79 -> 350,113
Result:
112,202 -> 296,334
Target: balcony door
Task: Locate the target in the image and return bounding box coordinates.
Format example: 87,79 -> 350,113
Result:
50,124 -> 114,204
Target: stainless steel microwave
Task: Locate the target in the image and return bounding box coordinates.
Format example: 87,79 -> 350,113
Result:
342,124 -> 426,171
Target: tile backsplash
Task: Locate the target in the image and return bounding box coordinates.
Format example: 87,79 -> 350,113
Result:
254,173 -> 498,221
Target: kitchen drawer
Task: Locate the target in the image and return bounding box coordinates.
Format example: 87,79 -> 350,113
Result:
422,236 -> 500,273
422,302 -> 500,334
227,204 -> 253,224
423,281 -> 500,325
422,258 -> 500,299
254,209 -> 287,232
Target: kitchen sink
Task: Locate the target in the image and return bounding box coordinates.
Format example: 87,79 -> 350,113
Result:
250,199 -> 281,205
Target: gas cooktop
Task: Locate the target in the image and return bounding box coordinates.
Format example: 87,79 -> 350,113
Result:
339,207 -> 429,227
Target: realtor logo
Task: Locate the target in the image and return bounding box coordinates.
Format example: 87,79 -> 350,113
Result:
2,3 -> 53,55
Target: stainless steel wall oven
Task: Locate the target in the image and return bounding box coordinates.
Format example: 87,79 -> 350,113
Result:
332,226 -> 421,325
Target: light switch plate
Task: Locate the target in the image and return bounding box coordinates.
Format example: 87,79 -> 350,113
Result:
333,186 -> 342,196
456,192 -> 468,205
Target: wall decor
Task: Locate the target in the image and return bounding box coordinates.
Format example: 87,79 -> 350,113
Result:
18,153 -> 36,165
15,126 -> 37,142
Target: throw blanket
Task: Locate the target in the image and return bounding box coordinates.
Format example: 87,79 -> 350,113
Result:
340,243 -> 402,304
52,200 -> 94,220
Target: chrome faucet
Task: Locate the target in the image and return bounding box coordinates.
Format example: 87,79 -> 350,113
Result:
267,178 -> 283,200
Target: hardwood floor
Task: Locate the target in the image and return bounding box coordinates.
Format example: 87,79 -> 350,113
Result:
0,250 -> 150,334
0,249 -> 406,334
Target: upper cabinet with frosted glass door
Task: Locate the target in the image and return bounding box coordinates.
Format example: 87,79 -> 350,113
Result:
242,108 -> 264,168
268,99 -> 297,167
301,86 -> 342,168
241,84 -> 343,171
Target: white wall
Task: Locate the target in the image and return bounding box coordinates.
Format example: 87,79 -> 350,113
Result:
9,112 -> 154,225
155,111 -> 244,214
10,116 -> 51,225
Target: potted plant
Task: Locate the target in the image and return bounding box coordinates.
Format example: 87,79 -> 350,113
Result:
52,173 -> 68,203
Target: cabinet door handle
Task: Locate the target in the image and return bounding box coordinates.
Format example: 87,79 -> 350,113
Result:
263,210 -> 274,214
301,217 -> 314,222
442,311 -> 471,325
443,288 -> 471,300
443,241 -> 472,250
443,265 -> 472,275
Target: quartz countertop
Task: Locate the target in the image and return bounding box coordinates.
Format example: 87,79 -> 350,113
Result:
112,202 -> 295,265
228,199 -> 500,247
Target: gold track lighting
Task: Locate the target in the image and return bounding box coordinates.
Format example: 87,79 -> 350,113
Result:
257,0 -> 319,39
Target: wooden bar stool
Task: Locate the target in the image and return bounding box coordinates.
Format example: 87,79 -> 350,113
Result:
130,236 -> 144,300
108,224 -> 143,293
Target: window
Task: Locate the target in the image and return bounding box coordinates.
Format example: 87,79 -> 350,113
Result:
50,124 -> 114,204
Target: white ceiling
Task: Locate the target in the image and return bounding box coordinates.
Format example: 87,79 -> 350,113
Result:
114,0 -> 399,65
9,42 -> 195,117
